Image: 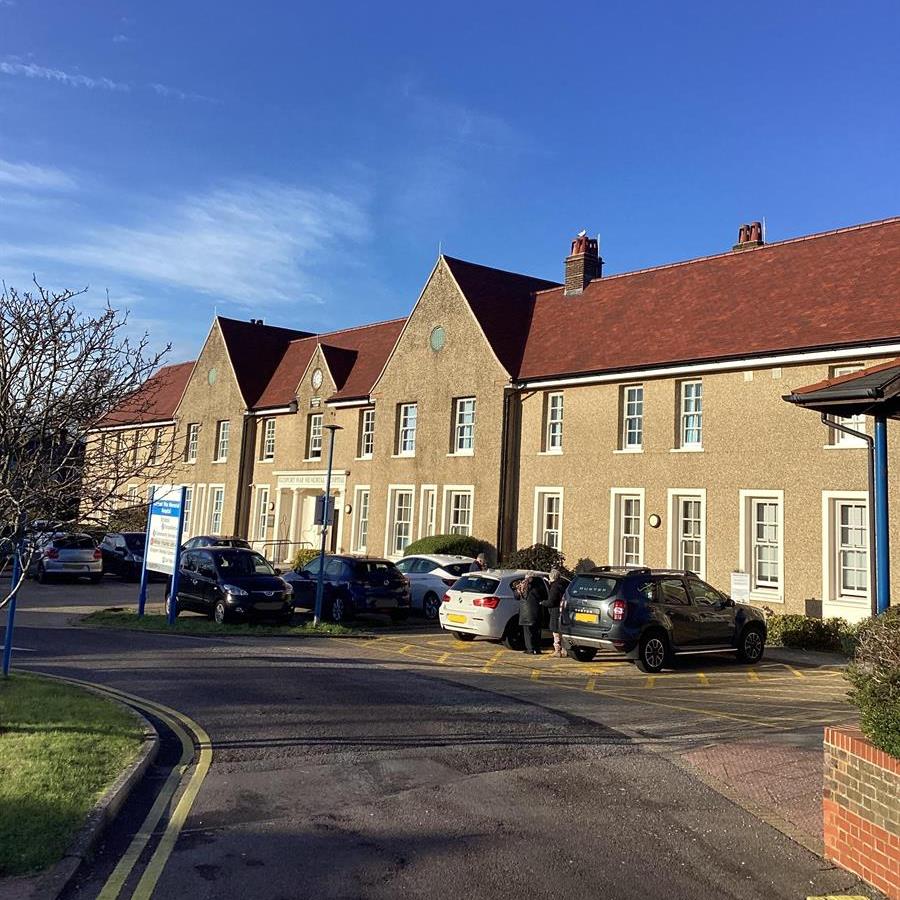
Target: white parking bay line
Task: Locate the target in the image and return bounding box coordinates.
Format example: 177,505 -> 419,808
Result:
11,646 -> 36,652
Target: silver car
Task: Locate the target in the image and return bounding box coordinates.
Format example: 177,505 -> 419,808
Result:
28,532 -> 102,584
394,554 -> 476,619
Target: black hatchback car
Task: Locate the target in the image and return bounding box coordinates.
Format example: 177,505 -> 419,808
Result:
99,532 -> 147,581
167,547 -> 294,624
284,555 -> 411,624
560,567 -> 767,672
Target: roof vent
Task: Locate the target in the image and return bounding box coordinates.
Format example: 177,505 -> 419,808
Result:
249,318 -> 265,325
732,221 -> 764,252
564,232 -> 602,296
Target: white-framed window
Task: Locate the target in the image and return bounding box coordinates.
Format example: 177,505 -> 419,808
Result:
534,488 -> 564,550
397,403 -> 417,456
419,485 -> 437,539
358,408 -> 375,459
182,486 -> 193,538
739,490 -> 784,600
446,489 -> 473,535
262,418 -> 276,461
352,486 -> 370,553
386,487 -> 415,556
452,397 -> 476,454
678,380 -> 703,448
609,489 -> 644,565
209,486 -> 225,534
255,486 -> 270,541
822,492 -> 869,606
186,423 -> 199,463
125,485 -> 139,507
544,392 -> 564,452
215,420 -> 230,461
668,489 -> 706,578
147,427 -> 162,464
307,413 -> 323,460
829,366 -> 867,447
621,385 -> 644,450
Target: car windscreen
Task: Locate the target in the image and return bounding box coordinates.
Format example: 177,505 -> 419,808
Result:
454,575 -> 500,594
568,575 -> 619,601
124,534 -> 146,551
354,561 -> 400,579
443,562 -> 473,577
214,551 -> 275,577
53,535 -> 96,550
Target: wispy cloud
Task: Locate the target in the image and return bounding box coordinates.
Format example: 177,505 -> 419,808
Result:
150,82 -> 218,104
0,158 -> 76,191
2,179 -> 370,305
0,60 -> 129,91
112,34 -> 131,44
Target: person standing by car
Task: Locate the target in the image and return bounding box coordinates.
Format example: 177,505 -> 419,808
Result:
518,572 -> 547,654
543,567 -> 568,657
469,552 -> 487,573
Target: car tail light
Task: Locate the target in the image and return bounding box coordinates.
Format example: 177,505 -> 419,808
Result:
610,598 -> 627,622
473,596 -> 501,609
442,593 -> 451,603
93,548 -> 102,560
45,548 -> 59,559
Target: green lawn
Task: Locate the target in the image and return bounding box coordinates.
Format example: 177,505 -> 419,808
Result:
82,608 -> 359,637
0,673 -> 144,876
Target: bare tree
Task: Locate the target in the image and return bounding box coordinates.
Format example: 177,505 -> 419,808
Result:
0,280 -> 171,610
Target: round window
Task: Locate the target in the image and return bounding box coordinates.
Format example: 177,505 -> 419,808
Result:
207,367 -> 218,385
429,325 -> 446,352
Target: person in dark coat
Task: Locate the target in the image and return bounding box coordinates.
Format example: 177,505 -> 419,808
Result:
518,572 -> 547,654
543,567 -> 569,657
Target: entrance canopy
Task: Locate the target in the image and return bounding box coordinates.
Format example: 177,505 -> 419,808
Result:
784,358 -> 900,419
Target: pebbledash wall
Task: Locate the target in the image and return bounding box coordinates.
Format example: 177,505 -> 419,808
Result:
94,218 -> 900,622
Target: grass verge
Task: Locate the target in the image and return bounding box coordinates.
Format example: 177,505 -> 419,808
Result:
0,673 -> 144,876
82,608 -> 359,637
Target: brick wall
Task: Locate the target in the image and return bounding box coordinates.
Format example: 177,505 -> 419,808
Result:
823,726 -> 900,899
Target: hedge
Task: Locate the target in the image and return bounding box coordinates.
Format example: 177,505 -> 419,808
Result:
402,534 -> 495,562
290,547 -> 321,571
764,613 -> 857,655
503,543 -> 570,576
846,607 -> 900,758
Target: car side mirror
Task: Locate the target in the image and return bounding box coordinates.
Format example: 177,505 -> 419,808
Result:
274,567 -> 282,576
722,597 -> 735,608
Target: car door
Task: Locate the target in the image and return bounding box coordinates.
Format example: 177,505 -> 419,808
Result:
195,551 -> 218,613
113,535 -> 130,575
655,576 -> 701,648
176,552 -> 199,610
687,576 -> 736,646
396,557 -> 426,607
324,557 -> 346,605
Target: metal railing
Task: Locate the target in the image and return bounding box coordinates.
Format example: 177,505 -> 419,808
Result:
252,538 -> 315,565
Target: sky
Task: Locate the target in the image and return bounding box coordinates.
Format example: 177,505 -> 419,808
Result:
1,1 -> 899,362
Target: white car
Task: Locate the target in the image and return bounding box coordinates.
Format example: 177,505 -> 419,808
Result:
27,532 -> 103,584
438,569 -> 549,649
394,553 -> 476,619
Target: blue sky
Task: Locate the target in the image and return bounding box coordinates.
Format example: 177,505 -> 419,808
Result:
1,1 -> 898,361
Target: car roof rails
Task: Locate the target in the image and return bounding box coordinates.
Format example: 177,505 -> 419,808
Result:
591,565 -> 652,576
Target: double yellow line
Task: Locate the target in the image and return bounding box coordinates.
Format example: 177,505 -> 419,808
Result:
44,675 -> 212,900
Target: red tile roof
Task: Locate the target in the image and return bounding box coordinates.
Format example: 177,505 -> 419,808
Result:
217,317 -> 312,408
792,357 -> 900,395
100,360 -> 195,427
512,217 -> 900,381
253,318 -> 405,409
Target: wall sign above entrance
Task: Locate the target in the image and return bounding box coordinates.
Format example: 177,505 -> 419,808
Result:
277,471 -> 347,490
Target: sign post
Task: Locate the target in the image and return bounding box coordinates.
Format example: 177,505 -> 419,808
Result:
138,485 -> 187,623
2,532 -> 23,678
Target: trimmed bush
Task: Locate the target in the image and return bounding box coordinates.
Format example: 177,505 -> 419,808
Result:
290,547 -> 320,571
846,607 -> 900,758
402,534 -> 494,562
503,543 -> 570,576
764,613 -> 853,653
107,504 -> 149,533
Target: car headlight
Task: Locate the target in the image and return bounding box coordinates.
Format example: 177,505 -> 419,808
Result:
282,582 -> 293,595
222,584 -> 248,597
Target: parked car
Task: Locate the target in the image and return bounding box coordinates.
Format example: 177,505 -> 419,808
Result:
284,555 -> 411,624
26,533 -> 103,584
393,554 -> 475,619
181,535 -> 252,551
166,547 -> 294,624
559,566 -> 767,672
438,569 -> 549,650
99,532 -> 147,581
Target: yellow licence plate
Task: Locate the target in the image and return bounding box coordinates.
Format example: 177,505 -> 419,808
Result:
447,613 -> 467,624
574,612 -> 599,623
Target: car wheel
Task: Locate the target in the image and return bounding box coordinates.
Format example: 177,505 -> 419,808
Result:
213,600 -> 228,625
422,592 -> 441,620
451,631 -> 476,642
567,646 -> 597,663
330,595 -> 346,624
636,631 -> 669,673
737,624 -> 765,664
502,621 -> 525,651
165,593 -> 179,619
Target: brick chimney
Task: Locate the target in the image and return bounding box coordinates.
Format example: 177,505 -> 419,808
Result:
564,233 -> 602,296
732,221 -> 765,252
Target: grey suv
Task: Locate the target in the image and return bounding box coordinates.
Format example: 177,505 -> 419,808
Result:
560,567 -> 767,673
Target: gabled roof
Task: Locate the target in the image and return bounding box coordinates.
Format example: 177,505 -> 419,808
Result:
100,361 -> 195,427
253,318 -> 405,409
514,217 -> 900,381
217,317 -> 312,408
785,357 -> 900,420
443,256 -> 559,377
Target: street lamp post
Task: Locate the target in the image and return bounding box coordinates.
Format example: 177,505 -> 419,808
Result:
313,424 -> 342,626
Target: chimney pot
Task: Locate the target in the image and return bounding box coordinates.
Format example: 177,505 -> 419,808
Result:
732,220 -> 765,252
564,232 -> 602,296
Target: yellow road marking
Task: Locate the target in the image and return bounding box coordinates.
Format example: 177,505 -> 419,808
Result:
437,652 -> 450,664
644,676 -> 656,688
530,669 -> 541,681
786,665 -> 806,678
746,670 -> 760,681
697,673 -> 710,687
585,677 -> 597,692
481,650 -> 504,673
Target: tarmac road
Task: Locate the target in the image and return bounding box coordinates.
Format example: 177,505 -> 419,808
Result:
5,608 -> 880,900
